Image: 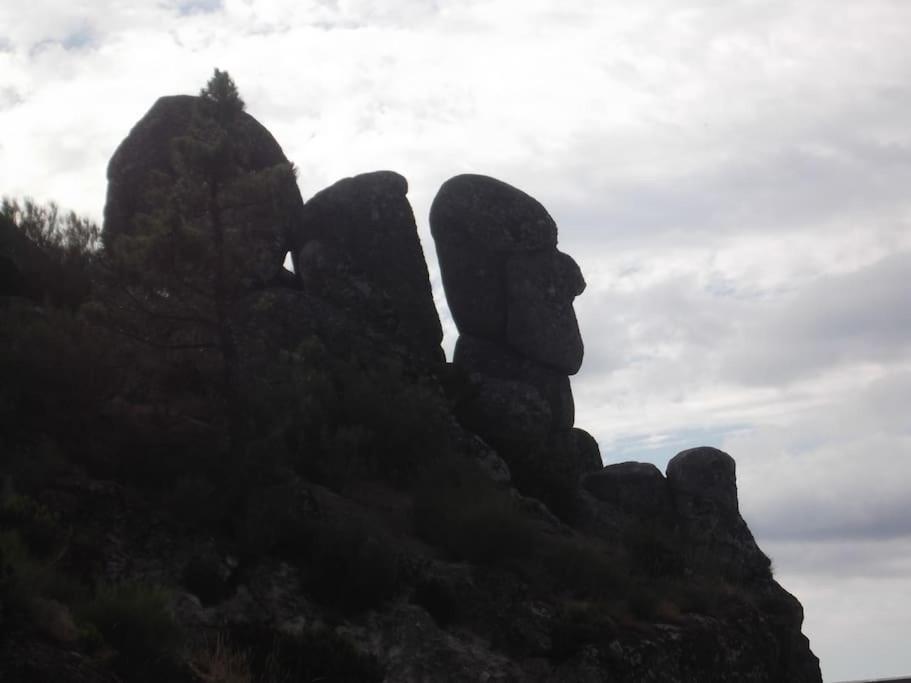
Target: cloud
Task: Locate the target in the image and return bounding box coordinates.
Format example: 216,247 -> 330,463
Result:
176,0 -> 224,16
722,253 -> 911,386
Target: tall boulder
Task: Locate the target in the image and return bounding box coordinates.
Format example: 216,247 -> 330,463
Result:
666,447 -> 772,582
296,171 -> 444,366
430,174 -> 584,373
103,95 -> 303,284
431,174 -> 590,517
430,174 -> 557,340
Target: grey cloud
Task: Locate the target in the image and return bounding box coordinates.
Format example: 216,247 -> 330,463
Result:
752,493 -> 911,543
722,253 -> 911,385
0,87 -> 24,111
548,131 -> 911,255
574,269 -> 744,382
176,0 -> 223,16
731,373 -> 911,546
61,25 -> 98,51
764,537 -> 911,580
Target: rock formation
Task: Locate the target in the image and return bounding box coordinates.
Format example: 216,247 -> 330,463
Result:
103,94 -> 304,285
0,87 -> 822,682
431,174 -> 598,517
296,170 -> 444,366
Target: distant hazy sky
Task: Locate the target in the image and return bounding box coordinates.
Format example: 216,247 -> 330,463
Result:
2,2 -> 909,680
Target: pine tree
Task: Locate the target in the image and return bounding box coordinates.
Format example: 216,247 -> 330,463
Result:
101,69 -> 296,454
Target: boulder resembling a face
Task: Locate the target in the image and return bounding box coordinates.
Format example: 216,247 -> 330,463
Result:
430,173 -> 585,375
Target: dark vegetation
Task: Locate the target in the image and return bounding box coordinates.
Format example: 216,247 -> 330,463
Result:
0,71 -> 795,682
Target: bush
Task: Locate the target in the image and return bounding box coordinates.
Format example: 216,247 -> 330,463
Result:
76,582 -> 182,666
190,634 -> 252,683
537,535 -> 628,601
0,494 -> 63,558
306,518 -> 401,613
413,456 -> 536,566
549,600 -> 619,661
0,530 -> 86,607
232,625 -> 384,683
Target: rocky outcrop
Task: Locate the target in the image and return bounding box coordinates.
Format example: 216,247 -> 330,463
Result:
583,447 -> 772,582
431,174 -> 584,377
583,461 -> 673,521
580,449 -> 820,680
431,174 -> 593,518
103,94 -> 303,284
667,447 -> 772,582
296,171 -> 444,365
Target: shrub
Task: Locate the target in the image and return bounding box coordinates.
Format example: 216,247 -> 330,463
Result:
412,576 -> 459,627
307,518 -> 401,613
75,582 -> 182,666
549,600 -> 619,662
190,634 -> 252,683
412,456 -> 536,566
232,625 -> 384,683
0,494 -> 63,558
536,535 -> 628,601
0,530 -> 86,607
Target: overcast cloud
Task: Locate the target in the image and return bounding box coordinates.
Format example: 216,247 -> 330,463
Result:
2,1 -> 909,680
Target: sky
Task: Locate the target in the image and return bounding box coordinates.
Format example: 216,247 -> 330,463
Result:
1,1 -> 909,680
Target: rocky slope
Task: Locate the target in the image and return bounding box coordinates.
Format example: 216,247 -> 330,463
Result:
0,87 -> 821,682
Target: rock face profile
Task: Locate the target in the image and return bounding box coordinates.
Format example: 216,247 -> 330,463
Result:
431,174 -> 596,516
432,174 -> 584,375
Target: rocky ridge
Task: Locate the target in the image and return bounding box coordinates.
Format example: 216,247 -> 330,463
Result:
0,89 -> 822,682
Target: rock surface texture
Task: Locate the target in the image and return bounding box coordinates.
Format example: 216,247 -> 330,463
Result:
297,171 -> 444,365
432,174 -> 595,517
103,94 -> 304,284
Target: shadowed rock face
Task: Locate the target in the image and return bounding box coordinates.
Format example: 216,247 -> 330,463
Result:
667,446 -> 772,582
583,461 -> 673,520
505,250 -> 585,373
431,173 -> 591,519
103,94 -> 303,284
454,334 -> 574,431
431,175 -> 584,442
431,174 -> 584,373
297,171 -> 444,366
667,446 -> 740,515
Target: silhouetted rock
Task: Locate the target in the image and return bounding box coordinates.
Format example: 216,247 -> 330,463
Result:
667,447 -> 772,582
454,334 -> 574,430
505,249 -> 585,374
103,94 -> 302,283
583,461 -> 672,519
667,446 -> 739,514
431,174 -> 557,339
549,428 -> 603,482
458,375 -> 552,441
431,174 -> 585,444
297,171 -> 444,365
